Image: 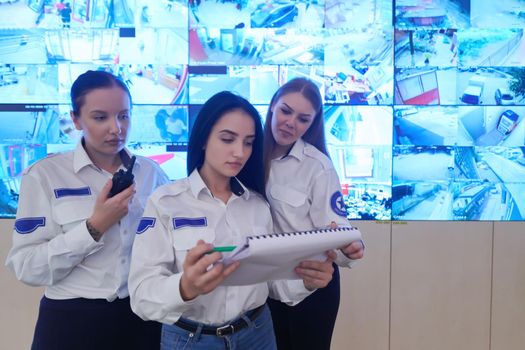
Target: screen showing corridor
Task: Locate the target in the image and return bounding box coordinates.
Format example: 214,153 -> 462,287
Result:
0,0 -> 524,221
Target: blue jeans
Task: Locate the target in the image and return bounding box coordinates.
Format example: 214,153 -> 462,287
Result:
161,305 -> 276,350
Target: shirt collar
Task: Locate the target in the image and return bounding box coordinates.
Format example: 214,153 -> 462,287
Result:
188,169 -> 250,200
279,138 -> 306,161
73,139 -> 138,173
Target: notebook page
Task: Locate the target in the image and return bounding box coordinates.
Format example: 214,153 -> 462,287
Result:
222,226 -> 361,286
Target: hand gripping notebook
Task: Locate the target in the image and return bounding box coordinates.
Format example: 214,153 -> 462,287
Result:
221,226 -> 362,286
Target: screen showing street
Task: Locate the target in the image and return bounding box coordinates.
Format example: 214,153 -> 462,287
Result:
0,0 -> 524,221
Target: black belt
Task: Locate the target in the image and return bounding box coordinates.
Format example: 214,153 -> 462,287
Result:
174,304 -> 265,337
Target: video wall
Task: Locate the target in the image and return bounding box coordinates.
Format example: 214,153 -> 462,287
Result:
0,0 -> 524,221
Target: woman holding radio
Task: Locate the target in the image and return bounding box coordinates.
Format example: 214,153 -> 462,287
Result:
5,70 -> 169,350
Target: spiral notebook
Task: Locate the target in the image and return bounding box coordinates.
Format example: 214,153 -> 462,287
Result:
221,226 -> 362,286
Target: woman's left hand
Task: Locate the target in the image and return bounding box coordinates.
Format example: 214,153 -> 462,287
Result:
329,221 -> 365,260
296,250 -> 337,291
341,240 -> 365,260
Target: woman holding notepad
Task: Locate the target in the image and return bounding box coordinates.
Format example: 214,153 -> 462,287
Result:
128,91 -> 336,349
262,78 -> 365,350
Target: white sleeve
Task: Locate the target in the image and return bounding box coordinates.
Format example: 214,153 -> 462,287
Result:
310,168 -> 358,268
4,173 -> 103,287
128,197 -> 193,324
267,279 -> 314,305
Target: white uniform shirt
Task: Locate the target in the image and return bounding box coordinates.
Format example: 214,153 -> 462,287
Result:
129,169 -> 312,325
5,142 -> 169,301
267,138 -> 356,267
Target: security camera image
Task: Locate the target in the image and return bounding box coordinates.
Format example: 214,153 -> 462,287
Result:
0,0 -> 524,221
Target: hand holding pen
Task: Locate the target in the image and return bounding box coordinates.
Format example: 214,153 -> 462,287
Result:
179,240 -> 240,301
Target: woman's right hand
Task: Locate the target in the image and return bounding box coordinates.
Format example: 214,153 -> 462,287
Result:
179,240 -> 240,301
88,179 -> 136,236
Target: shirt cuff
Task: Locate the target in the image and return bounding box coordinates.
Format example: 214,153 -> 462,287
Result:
335,249 -> 357,268
159,273 -> 197,324
283,279 -> 315,306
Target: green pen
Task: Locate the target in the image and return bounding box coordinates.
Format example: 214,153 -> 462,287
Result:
213,245 -> 236,252
208,245 -> 236,253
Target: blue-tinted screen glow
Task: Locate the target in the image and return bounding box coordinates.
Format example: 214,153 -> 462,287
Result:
0,0 -> 524,221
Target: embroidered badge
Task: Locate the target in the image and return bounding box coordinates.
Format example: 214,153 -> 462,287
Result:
136,217 -> 156,234
330,191 -> 347,217
14,217 -> 46,234
173,217 -> 207,229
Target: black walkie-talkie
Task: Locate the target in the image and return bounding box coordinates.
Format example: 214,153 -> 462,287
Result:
108,156 -> 136,198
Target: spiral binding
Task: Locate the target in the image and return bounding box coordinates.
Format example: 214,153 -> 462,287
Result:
248,226 -> 357,240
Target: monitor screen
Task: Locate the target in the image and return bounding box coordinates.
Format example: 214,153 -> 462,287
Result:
0,0 -> 524,221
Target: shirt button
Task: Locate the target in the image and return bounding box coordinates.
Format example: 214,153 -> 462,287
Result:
121,258 -> 126,264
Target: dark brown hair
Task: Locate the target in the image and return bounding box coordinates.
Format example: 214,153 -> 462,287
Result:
262,77 -> 328,181
187,91 -> 265,197
70,70 -> 131,117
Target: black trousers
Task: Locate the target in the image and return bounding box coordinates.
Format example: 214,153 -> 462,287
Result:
268,264 -> 340,350
32,296 -> 161,350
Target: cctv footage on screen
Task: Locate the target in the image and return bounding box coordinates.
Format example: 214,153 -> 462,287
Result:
0,0 -> 524,221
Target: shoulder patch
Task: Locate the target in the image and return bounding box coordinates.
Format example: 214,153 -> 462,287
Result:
136,217 -> 156,234
330,191 -> 347,217
14,217 -> 46,234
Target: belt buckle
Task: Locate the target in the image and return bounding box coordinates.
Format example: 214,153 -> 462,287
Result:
216,324 -> 234,337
